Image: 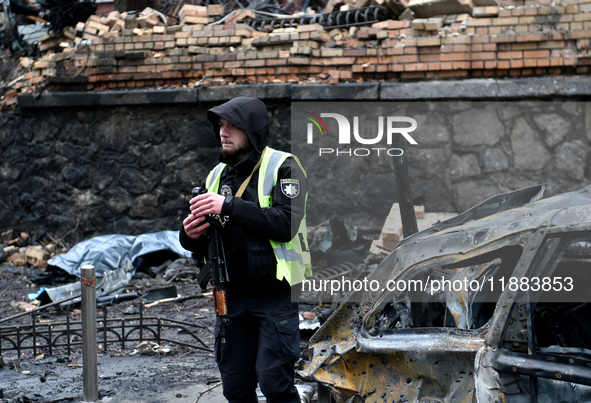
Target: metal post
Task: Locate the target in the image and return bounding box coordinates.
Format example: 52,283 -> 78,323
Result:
392,135 -> 418,238
81,264 -> 98,402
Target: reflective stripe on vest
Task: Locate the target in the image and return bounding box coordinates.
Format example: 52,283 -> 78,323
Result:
205,146 -> 312,285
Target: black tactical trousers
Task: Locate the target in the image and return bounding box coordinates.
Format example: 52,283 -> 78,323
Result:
214,290 -> 300,403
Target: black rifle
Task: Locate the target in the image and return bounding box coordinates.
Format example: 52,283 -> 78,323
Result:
192,186 -> 230,343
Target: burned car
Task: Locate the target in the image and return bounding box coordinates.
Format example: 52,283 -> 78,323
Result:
298,183 -> 591,403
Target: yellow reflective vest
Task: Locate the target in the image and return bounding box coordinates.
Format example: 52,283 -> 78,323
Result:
205,146 -> 312,285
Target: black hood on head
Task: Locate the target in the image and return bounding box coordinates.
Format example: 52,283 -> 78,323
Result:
207,97 -> 270,154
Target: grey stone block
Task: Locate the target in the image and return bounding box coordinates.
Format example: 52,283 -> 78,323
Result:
381,79 -> 499,100
17,92 -> 96,108
291,83 -> 379,100
95,89 -> 197,105
497,77 -> 591,98
198,84 -> 291,102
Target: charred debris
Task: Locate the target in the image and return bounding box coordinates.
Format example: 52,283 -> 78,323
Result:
1,0 -> 405,56
0,213 -> 379,360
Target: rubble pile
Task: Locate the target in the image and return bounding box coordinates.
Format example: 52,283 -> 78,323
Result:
369,204 -> 457,254
6,0 -> 591,92
1,229 -> 67,269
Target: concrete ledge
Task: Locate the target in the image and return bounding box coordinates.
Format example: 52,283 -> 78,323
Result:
18,92 -> 97,108
16,77 -> 591,108
198,84 -> 291,102
496,77 -> 591,98
381,79 -> 499,99
95,89 -> 197,105
291,83 -> 380,100
381,77 -> 591,100
18,89 -> 197,108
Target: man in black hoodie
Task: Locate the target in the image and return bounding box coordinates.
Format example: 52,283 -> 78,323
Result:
180,97 -> 310,403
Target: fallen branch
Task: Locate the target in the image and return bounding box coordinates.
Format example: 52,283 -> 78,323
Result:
194,381 -> 222,403
144,292 -> 210,309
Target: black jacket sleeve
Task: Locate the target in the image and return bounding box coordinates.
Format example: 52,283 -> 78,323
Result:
221,158 -> 307,243
179,180 -> 208,260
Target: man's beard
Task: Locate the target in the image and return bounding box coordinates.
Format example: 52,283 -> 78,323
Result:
220,143 -> 253,164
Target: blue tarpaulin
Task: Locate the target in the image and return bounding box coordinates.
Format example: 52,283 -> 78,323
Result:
47,230 -> 191,277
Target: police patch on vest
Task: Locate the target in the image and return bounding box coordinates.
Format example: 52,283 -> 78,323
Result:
280,179 -> 300,198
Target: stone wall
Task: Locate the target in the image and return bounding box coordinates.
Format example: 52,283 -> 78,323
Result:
292,99 -> 591,225
1,87 -> 590,242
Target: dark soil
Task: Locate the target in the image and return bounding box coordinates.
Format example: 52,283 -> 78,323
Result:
0,263 -> 319,403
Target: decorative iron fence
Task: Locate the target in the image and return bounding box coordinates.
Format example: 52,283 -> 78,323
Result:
0,304 -> 212,359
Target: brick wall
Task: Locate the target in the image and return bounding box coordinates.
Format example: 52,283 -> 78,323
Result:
14,0 -> 591,92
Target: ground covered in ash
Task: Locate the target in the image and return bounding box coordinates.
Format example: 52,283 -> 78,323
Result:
0,263 -> 321,403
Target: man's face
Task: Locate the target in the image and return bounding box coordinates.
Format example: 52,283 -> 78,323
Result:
219,118 -> 253,163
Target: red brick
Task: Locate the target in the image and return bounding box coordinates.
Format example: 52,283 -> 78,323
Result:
439,70 -> 468,78
498,60 -> 510,69
452,61 -> 470,69
400,72 -> 425,79
524,59 -> 537,67
517,33 -> 544,42
524,50 -> 550,58
537,59 -> 550,67
390,20 -> 411,29
397,55 -> 419,63
162,71 -> 182,79
419,54 -> 440,62
245,59 -> 265,67
344,49 -> 367,57
510,60 -> 524,68
509,69 -> 521,76
441,53 -> 469,61
472,61 -> 484,69
386,47 -> 404,56
341,71 -> 353,79
332,57 -> 355,65
224,61 -> 243,68
570,31 -> 591,39
471,52 -> 496,60
266,58 -> 288,66
498,51 -> 523,59
471,36 -> 490,44
453,44 -> 471,52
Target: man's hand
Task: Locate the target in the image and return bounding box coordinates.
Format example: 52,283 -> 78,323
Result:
190,192 -> 225,217
183,213 -> 210,239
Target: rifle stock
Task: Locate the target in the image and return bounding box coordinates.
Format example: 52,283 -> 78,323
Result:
193,186 -> 229,343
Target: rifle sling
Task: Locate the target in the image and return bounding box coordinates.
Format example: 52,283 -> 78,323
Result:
235,147 -> 266,198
